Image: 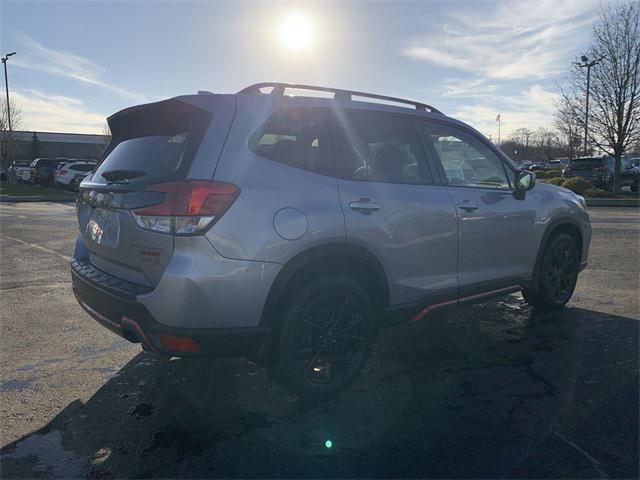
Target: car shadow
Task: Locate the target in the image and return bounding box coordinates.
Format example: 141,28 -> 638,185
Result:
1,297 -> 638,479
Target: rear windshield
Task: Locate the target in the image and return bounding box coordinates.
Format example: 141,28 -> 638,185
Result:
94,133 -> 190,184
93,100 -> 212,186
33,159 -> 57,168
70,164 -> 95,172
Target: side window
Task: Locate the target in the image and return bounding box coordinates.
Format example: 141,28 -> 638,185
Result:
419,122 -> 511,189
334,111 -> 432,185
249,108 -> 333,176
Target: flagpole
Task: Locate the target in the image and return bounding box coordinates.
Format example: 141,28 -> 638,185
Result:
498,116 -> 501,145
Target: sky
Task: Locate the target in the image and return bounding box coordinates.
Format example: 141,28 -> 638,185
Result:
0,0 -> 600,137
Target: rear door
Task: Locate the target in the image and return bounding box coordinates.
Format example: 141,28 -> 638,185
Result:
333,110 -> 458,306
417,120 -> 538,292
77,97 -> 221,287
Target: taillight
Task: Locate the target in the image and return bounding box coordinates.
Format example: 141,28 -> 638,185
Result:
132,180 -> 239,236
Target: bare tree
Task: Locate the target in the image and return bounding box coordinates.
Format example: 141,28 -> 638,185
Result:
559,1 -> 640,192
0,97 -> 22,167
98,122 -> 112,157
555,96 -> 582,159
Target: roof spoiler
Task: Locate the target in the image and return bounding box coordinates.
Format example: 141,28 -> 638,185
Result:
238,82 -> 442,114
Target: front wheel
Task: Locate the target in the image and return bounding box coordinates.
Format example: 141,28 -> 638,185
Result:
271,274 -> 377,401
523,233 -> 579,311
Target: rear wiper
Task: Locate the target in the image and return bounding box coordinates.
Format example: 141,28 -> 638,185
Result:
101,169 -> 146,183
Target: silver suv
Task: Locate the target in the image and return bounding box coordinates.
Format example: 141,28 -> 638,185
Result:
72,83 -> 591,399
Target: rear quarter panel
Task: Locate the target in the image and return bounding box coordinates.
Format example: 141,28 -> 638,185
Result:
205,95 -> 345,264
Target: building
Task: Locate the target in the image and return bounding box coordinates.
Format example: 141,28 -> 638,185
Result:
12,131 -> 109,162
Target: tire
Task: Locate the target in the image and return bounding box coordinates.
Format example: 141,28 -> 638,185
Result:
523,233 -> 579,311
270,273 -> 376,401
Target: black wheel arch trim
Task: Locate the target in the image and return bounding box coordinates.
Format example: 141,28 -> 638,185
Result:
533,216 -> 585,280
260,242 -> 389,328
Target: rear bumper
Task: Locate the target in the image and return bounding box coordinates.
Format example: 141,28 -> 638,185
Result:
71,259 -> 270,358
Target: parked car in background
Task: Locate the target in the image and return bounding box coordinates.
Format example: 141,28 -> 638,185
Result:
546,158 -> 570,172
54,161 -> 96,190
562,156 -> 639,191
628,157 -> 640,178
516,160 -> 533,170
72,82 -> 592,400
530,161 -> 548,171
8,161 -> 32,182
30,157 -> 69,186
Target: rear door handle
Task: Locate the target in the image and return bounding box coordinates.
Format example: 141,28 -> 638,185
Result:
349,198 -> 380,214
457,202 -> 479,212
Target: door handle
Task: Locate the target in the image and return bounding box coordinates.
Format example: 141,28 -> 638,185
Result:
349,198 -> 380,214
457,202 -> 479,212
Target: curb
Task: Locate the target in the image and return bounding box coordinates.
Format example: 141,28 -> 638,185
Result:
0,196 -> 76,203
586,198 -> 640,207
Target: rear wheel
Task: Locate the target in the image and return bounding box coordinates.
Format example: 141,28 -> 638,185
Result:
523,233 -> 579,310
271,274 -> 376,401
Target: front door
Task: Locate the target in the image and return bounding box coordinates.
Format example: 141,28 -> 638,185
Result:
417,120 -> 538,294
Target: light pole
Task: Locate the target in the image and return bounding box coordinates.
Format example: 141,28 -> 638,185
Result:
574,54 -> 604,156
1,52 -> 16,133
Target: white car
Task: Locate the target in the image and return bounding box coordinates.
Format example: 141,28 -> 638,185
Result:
14,165 -> 32,182
54,162 -> 95,189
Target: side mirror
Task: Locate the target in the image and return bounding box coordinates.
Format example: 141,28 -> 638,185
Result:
515,170 -> 535,191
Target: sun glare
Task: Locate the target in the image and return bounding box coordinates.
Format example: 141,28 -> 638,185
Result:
278,12 -> 314,52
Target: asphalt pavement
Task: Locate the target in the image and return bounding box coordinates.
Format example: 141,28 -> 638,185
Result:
0,202 -> 638,479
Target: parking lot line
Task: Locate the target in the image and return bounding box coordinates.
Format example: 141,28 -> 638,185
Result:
0,234 -> 72,261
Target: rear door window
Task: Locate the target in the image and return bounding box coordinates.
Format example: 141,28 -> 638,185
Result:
333,111 -> 433,185
249,108 -> 333,176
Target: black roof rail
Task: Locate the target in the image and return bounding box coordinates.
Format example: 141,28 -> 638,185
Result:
238,82 -> 442,114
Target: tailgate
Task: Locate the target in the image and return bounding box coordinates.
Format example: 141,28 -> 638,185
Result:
77,96 -> 219,287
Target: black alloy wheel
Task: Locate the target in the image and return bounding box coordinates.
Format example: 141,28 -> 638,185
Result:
273,274 -> 376,400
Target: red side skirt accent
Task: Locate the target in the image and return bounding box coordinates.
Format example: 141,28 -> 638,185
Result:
412,285 -> 524,322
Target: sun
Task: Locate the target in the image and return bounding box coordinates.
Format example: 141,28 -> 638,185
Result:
278,12 -> 314,52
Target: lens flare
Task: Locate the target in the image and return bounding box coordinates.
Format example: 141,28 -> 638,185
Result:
325,439 -> 333,449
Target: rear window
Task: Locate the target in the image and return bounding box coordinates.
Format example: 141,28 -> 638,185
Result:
34,159 -> 56,168
249,108 -> 333,176
93,100 -> 212,185
94,133 -> 190,184
70,164 -> 95,172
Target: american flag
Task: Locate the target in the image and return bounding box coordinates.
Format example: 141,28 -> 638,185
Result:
496,113 -> 501,122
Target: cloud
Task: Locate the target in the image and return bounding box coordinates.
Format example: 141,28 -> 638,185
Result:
402,0 -> 597,80
452,84 -> 559,137
12,34 -> 149,102
12,89 -> 107,133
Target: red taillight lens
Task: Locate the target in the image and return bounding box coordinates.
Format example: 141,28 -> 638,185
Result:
132,180 -> 239,235
134,181 -> 239,216
58,170 -> 67,175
